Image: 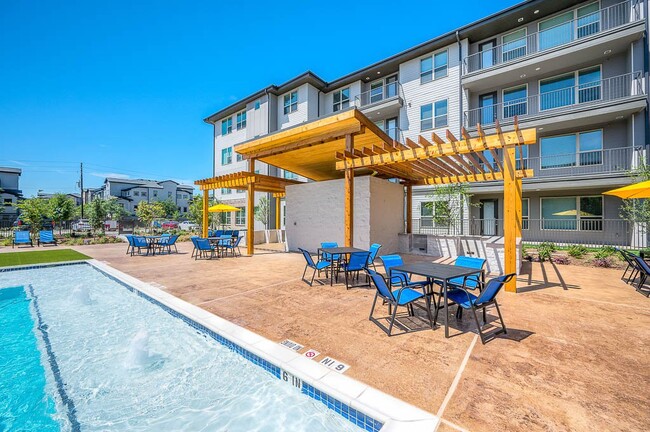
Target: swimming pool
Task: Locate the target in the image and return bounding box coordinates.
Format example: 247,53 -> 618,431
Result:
0,261 -> 437,431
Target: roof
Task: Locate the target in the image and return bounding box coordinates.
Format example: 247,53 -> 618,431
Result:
177,185 -> 194,191
0,167 -> 22,175
203,0 -> 584,124
195,172 -> 304,194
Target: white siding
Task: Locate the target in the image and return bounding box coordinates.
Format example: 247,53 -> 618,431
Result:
321,81 -> 362,116
277,83 -> 310,129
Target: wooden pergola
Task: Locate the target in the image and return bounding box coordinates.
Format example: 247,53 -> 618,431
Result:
196,108 -> 536,292
194,172 -> 303,255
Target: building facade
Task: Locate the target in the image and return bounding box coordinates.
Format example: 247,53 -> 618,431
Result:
92,178 -> 194,216
205,0 -> 649,246
0,167 -> 22,224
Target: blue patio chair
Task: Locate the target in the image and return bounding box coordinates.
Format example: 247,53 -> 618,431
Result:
222,235 -> 243,257
299,248 -> 331,286
37,230 -> 57,246
194,238 -> 217,260
617,248 -> 639,284
433,257 -> 487,311
231,230 -> 239,237
442,273 -> 515,344
157,234 -> 179,254
131,236 -> 151,256
367,243 -> 382,271
190,235 -> 200,258
340,251 -> 371,289
12,230 -> 33,248
320,242 -> 341,276
125,235 -> 134,255
215,230 -> 223,237
631,256 -> 650,297
379,254 -> 428,289
367,269 -> 433,336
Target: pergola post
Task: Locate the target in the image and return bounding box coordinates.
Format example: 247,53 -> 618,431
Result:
247,158 -> 256,255
344,134 -> 354,247
503,145 -> 519,292
406,184 -> 413,234
202,189 -> 209,238
275,196 -> 281,229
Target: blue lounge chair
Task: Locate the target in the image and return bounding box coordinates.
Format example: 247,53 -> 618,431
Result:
442,273 -> 515,344
340,251 -> 371,289
131,236 -> 151,256
194,238 -> 217,260
379,255 -> 429,289
12,230 -> 33,248
299,248 -> 332,286
222,236 -> 243,257
190,235 -> 199,258
367,243 -> 382,271
367,269 -> 433,336
125,235 -> 134,255
37,230 -> 57,246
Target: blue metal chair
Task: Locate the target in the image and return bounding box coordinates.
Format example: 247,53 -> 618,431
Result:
131,236 -> 151,256
125,235 -> 134,255
631,256 -> 650,297
443,273 -> 515,344
194,238 -> 217,260
367,243 -> 382,271
299,248 -> 332,286
340,251 -> 371,289
12,230 -> 33,248
320,242 -> 341,279
157,234 -> 179,254
215,230 -> 224,237
445,256 -> 487,290
379,254 -> 429,289
222,236 -> 243,257
37,230 -> 57,246
367,269 -> 433,336
190,236 -> 200,258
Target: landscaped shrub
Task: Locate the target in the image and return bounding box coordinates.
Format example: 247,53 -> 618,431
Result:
567,245 -> 588,259
593,257 -> 613,268
552,255 -> 570,265
594,246 -> 616,260
537,242 -> 557,262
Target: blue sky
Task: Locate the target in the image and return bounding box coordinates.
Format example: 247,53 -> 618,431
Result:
0,0 -> 518,197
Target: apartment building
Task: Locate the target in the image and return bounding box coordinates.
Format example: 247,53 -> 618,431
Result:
0,167 -> 22,224
205,0 -> 649,246
92,178 -> 194,216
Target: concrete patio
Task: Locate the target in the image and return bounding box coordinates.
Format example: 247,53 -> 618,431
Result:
29,242 -> 650,431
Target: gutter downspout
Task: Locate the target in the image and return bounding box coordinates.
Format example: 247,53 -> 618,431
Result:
456,30 -> 465,235
644,0 -> 649,149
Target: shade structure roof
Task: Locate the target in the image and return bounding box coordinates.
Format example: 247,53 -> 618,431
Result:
194,172 -> 304,194
603,180 -> 650,199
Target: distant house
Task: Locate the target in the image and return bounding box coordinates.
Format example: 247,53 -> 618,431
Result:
37,191 -> 82,206
93,178 -> 194,215
0,167 -> 22,223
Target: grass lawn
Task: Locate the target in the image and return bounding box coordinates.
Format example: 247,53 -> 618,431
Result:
0,249 -> 90,267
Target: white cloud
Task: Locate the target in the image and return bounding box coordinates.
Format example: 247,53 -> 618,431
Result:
90,172 -> 131,179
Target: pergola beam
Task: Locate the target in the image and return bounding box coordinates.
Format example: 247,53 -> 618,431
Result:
414,169 -> 533,185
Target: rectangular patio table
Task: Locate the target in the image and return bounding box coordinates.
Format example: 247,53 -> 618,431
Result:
390,262 -> 485,338
318,247 -> 368,286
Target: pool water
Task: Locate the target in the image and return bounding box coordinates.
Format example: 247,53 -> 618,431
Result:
0,264 -> 364,431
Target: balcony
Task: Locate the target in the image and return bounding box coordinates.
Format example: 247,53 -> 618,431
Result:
462,1 -> 645,89
464,72 -> 645,129
354,81 -> 404,118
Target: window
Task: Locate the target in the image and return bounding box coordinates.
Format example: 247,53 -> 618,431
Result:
283,170 -> 298,180
221,118 -> 232,135
434,51 -> 448,79
221,147 -> 233,165
539,11 -> 573,50
434,100 -> 448,128
522,198 -> 529,230
577,3 -> 600,38
236,110 -> 247,130
235,207 -> 246,225
153,190 -> 158,197
502,29 -> 527,62
420,57 -> 433,83
254,100 -> 261,110
3,198 -> 12,205
420,104 -> 433,131
236,153 -> 244,162
168,191 -> 172,198
222,212 -> 231,225
283,91 -> 298,114
370,81 -> 383,103
516,145 -> 529,170
221,188 -> 231,195
133,191 -> 139,196
141,191 -> 147,197
420,202 -> 433,227
333,88 -> 350,112
503,85 -> 527,118
541,196 -> 603,230
540,67 -> 601,111
577,67 -> 601,103
540,130 -> 602,168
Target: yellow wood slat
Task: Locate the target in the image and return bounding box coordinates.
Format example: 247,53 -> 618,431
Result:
413,169 -> 533,185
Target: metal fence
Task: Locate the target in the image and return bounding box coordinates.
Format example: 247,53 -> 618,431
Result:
412,218 -> 648,249
463,0 -> 642,74
464,72 -> 645,128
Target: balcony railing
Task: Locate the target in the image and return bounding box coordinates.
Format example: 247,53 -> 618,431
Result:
411,218 -> 648,249
464,72 -> 644,128
463,1 -> 643,74
354,81 -> 404,108
523,146 -> 639,178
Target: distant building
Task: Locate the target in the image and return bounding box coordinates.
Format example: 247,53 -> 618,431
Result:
37,191 -> 82,206
0,167 -> 22,223
92,177 -> 194,216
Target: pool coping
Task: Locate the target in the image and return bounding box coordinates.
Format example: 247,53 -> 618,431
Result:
1,260 -> 440,432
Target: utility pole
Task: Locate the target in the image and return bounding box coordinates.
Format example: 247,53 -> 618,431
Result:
80,162 -> 84,218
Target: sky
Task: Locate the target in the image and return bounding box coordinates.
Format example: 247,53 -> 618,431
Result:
0,0 -> 518,197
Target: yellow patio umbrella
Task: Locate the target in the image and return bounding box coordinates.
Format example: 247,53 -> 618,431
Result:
603,180 -> 650,199
208,203 -> 241,213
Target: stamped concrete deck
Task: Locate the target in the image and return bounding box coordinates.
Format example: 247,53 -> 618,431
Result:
31,242 -> 650,431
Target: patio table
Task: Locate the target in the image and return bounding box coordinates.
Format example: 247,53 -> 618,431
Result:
142,236 -> 163,255
318,247 -> 368,286
391,262 -> 485,338
207,236 -> 235,257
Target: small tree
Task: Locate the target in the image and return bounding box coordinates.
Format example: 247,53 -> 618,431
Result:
17,197 -> 49,235
136,201 -> 165,233
254,196 -> 271,228
188,196 -> 221,229
159,198 -> 180,220
104,197 -> 127,221
424,183 -> 478,235
87,198 -> 108,233
47,193 -> 76,234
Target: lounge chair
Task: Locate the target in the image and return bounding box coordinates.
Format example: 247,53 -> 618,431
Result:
130,236 -> 151,256
37,230 -> 57,246
367,243 -> 382,271
194,238 -> 217,260
12,230 -> 33,248
340,251 -> 371,289
299,248 -> 331,286
379,254 -> 429,289
441,273 -> 515,344
367,269 -> 433,336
